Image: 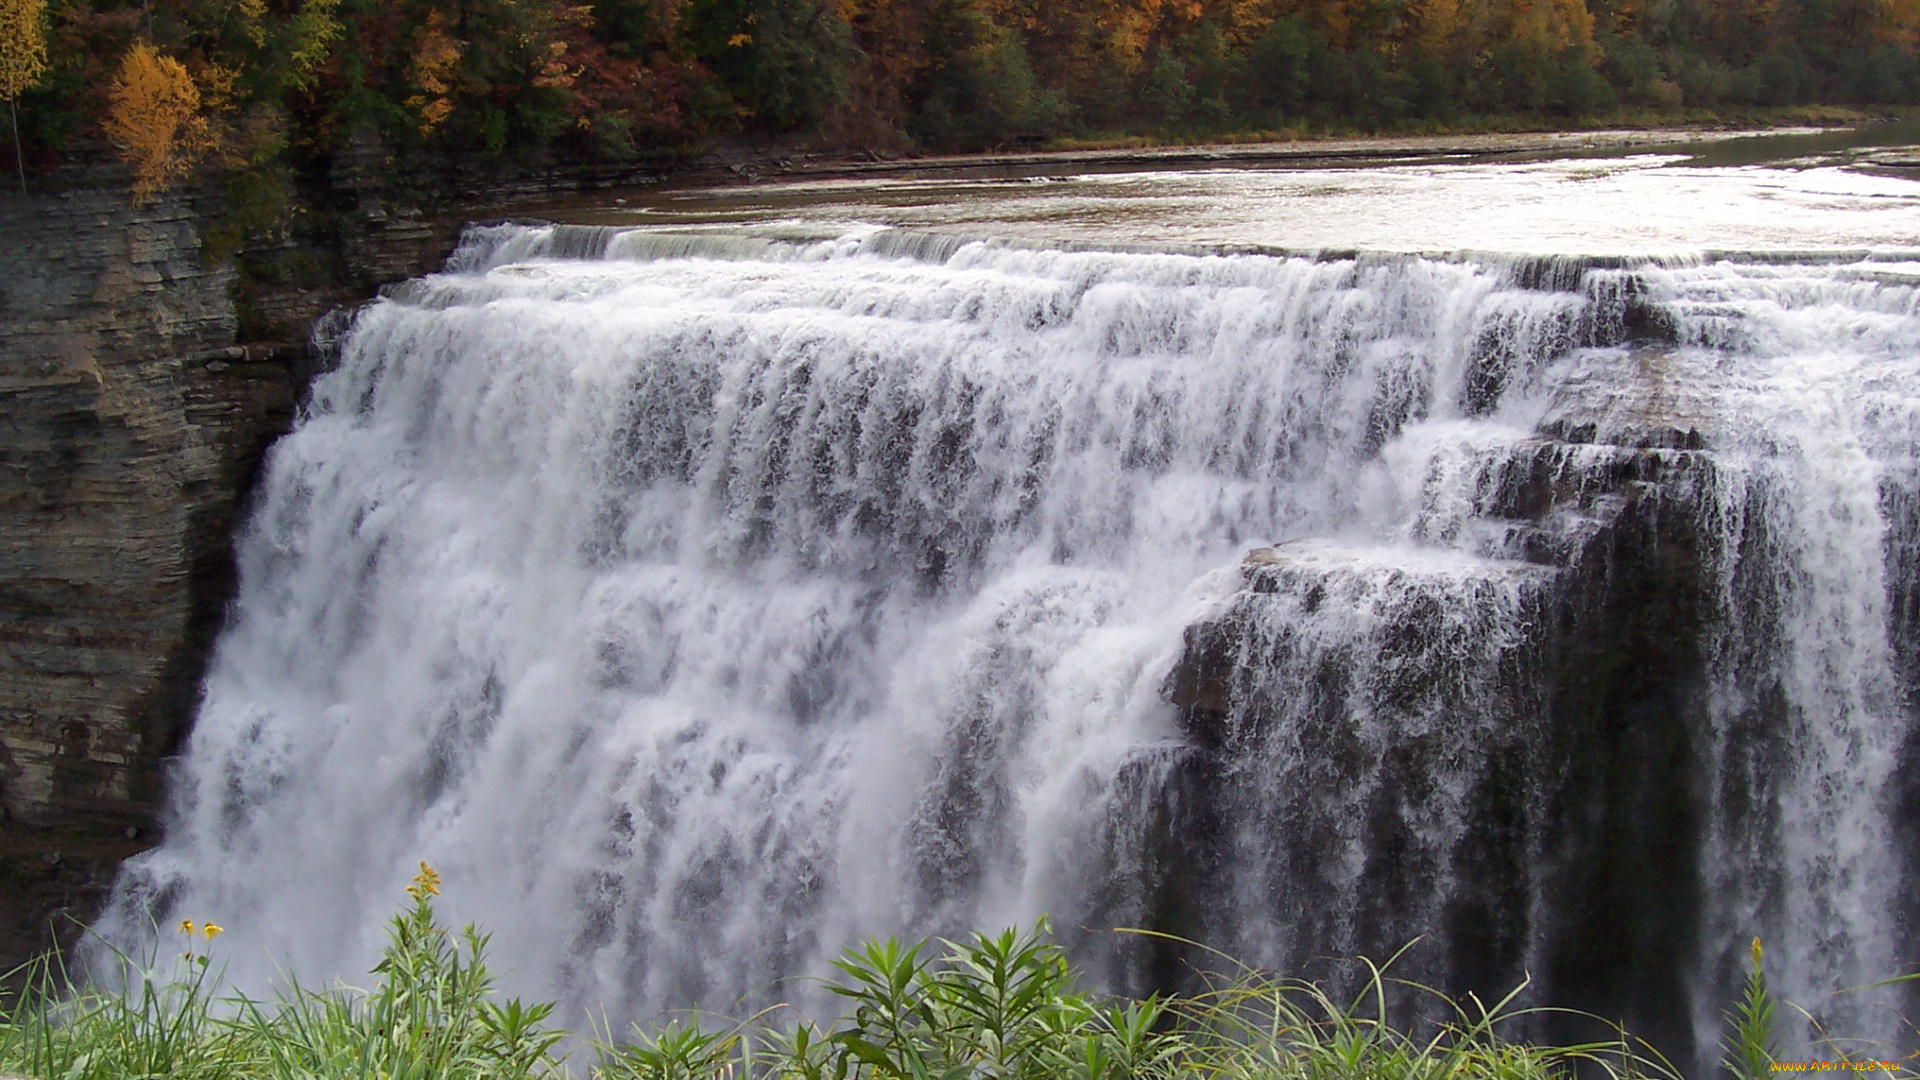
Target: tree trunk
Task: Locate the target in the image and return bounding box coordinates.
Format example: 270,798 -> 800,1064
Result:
9,98 -> 22,196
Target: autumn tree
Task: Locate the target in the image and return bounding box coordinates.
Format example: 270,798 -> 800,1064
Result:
400,11 -> 463,134
11,0 -> 1920,197
0,0 -> 48,194
103,43 -> 215,203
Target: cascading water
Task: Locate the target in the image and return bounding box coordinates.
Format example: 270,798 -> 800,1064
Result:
103,225 -> 1920,1068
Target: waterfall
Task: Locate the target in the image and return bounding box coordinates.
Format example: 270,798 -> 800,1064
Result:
104,227 -> 1920,1066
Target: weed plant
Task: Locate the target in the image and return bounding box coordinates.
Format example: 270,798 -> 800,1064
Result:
0,869 -> 1905,1080
0,863 -> 563,1080
0,917 -> 242,1080
1723,938 -> 1780,1080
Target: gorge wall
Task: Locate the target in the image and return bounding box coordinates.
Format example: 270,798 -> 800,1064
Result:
0,175 -> 297,970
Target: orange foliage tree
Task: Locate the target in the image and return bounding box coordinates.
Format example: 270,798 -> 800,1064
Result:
102,43 -> 216,203
404,11 -> 464,134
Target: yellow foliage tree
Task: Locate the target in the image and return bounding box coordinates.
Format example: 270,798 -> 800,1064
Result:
103,43 -> 216,204
0,0 -> 49,195
404,12 -> 464,135
1881,0 -> 1920,46
1503,0 -> 1595,54
1406,0 -> 1479,61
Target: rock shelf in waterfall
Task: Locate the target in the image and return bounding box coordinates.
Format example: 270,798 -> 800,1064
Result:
96,227 -> 1920,1072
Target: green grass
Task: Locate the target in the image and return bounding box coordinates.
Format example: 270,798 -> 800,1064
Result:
0,869 -> 1903,1079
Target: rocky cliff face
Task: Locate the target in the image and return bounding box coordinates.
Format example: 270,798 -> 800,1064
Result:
0,177 -> 307,970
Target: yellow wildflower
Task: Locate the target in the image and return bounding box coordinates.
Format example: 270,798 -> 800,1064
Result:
1751,936 -> 1763,967
179,918 -> 196,935
407,861 -> 442,899
203,923 -> 223,940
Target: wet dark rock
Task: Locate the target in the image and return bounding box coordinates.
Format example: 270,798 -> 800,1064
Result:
1155,391 -> 1723,1061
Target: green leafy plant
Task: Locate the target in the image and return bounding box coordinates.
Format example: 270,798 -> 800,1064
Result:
235,861 -> 565,1080
0,897 -> 1887,1080
817,920 -> 1097,1080
1,861 -> 566,1080
1722,937 -> 1780,1080
597,1018 -> 743,1080
0,916 -> 245,1080
589,924 -> 1685,1080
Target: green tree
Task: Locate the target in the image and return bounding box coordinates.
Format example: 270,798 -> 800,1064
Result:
913,10 -> 1067,149
686,0 -> 855,129
1246,17 -> 1315,119
1141,45 -> 1195,125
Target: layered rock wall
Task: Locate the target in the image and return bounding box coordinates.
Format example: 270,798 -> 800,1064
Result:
0,178 -> 305,969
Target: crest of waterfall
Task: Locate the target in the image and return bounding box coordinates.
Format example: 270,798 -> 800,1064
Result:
102,227 -> 1920,1066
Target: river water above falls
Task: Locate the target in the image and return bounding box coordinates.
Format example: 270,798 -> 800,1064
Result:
107,136 -> 1920,1069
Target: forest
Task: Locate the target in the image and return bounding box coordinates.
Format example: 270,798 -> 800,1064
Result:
2,0 -> 1920,196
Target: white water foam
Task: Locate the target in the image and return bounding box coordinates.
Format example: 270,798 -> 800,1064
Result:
104,229 -> 1920,1061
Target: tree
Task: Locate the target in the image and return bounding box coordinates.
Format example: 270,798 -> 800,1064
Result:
102,43 -> 215,203
0,0 -> 48,195
404,11 -> 464,135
